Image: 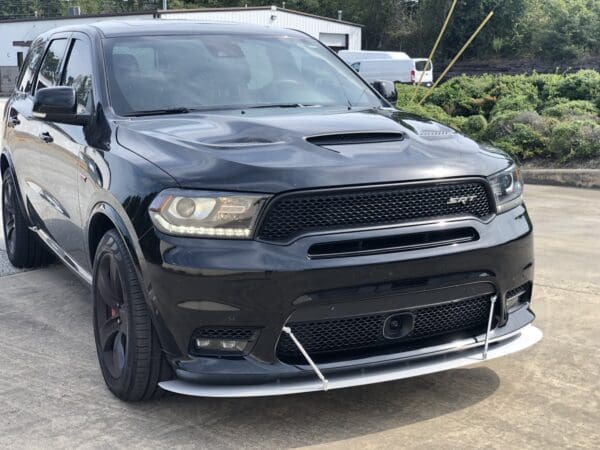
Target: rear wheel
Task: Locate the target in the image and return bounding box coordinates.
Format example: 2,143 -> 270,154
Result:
1,170 -> 54,268
92,229 -> 172,401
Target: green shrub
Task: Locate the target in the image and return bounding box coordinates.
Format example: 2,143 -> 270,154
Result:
554,70 -> 600,105
460,115 -> 488,139
396,102 -> 464,129
426,75 -> 494,116
542,99 -> 599,118
548,120 -> 600,160
392,70 -> 600,162
491,94 -> 538,117
395,83 -> 428,108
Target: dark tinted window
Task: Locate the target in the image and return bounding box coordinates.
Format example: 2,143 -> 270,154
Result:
414,60 -> 430,71
36,39 -> 68,92
17,39 -> 46,93
62,39 -> 94,114
104,35 -> 384,115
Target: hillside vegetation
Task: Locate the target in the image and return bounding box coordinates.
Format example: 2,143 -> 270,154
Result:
397,70 -> 600,163
2,1 -> 599,65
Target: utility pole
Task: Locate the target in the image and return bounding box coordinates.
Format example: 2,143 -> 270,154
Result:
162,0 -> 167,10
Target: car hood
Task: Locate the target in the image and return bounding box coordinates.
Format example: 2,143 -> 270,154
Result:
116,107 -> 512,193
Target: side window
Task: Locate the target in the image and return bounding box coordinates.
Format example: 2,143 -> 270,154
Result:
62,39 -> 94,114
35,38 -> 68,92
17,39 -> 46,93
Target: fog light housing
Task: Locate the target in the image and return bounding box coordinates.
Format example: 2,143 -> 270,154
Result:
505,283 -> 531,311
190,328 -> 259,357
195,338 -> 249,353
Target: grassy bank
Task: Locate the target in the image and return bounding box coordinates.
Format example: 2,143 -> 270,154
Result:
396,70 -> 600,163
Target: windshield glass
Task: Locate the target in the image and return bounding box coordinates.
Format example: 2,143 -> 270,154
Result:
103,34 -> 384,116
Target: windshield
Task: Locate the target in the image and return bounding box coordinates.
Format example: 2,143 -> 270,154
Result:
103,34 -> 384,116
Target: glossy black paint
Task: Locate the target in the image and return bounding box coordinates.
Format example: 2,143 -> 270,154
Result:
1,21 -> 534,383
33,86 -> 90,125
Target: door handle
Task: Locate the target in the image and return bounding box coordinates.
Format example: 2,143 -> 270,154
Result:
7,116 -> 20,128
39,131 -> 54,143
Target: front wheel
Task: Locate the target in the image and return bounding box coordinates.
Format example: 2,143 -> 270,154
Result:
92,229 -> 172,401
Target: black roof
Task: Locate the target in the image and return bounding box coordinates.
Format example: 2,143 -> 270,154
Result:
40,20 -> 308,38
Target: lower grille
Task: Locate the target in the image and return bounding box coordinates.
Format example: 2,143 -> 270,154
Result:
277,295 -> 492,361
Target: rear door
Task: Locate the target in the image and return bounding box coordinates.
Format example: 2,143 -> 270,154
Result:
413,58 -> 433,85
5,36 -> 69,232
33,33 -> 93,265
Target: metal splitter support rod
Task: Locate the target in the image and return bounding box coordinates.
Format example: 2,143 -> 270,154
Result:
483,295 -> 498,359
282,326 -> 329,391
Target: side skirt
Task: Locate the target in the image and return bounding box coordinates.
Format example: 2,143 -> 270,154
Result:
30,226 -> 92,286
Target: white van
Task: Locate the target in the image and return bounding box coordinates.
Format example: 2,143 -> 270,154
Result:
338,50 -> 410,65
351,59 -> 434,86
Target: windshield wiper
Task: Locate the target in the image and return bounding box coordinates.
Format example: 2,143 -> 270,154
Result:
245,103 -> 322,109
123,107 -> 193,117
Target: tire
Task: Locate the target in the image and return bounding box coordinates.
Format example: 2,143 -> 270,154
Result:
2,170 -> 54,268
92,229 -> 172,401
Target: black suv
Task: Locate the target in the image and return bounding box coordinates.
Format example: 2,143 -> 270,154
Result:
1,21 -> 541,401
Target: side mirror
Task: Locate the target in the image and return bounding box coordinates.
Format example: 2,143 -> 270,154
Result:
33,86 -> 89,125
371,80 -> 398,104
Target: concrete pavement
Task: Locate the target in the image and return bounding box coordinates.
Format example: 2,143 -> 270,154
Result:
0,184 -> 599,449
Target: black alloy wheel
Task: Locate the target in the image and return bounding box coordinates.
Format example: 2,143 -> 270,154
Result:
1,170 -> 54,268
2,172 -> 17,256
92,229 -> 172,401
95,251 -> 129,379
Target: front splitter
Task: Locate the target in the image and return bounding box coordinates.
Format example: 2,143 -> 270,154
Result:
159,324 -> 542,398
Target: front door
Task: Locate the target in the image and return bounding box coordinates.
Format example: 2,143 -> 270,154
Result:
29,33 -> 88,264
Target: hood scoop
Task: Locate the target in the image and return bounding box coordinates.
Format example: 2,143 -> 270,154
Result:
201,136 -> 287,149
306,132 -> 405,147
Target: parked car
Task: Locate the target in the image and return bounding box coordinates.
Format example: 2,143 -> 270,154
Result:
352,58 -> 433,86
338,50 -> 410,64
1,21 -> 541,401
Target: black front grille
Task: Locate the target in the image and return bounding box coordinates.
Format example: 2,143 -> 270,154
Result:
258,181 -> 492,242
277,295 -> 492,361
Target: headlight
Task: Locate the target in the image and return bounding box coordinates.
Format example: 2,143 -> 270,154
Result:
488,165 -> 524,213
149,190 -> 270,238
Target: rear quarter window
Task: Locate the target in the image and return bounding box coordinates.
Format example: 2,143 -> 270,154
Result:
17,39 -> 46,93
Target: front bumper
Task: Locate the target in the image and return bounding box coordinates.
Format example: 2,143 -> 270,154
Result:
159,322 -> 542,397
139,204 -> 537,394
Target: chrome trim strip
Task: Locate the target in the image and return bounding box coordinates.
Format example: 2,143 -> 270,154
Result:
159,325 -> 542,398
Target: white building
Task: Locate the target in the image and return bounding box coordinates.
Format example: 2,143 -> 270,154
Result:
0,6 -> 363,92
160,6 -> 362,52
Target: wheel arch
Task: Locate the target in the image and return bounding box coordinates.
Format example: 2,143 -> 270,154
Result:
1,151 -> 29,220
87,202 -> 141,272
87,202 -> 181,358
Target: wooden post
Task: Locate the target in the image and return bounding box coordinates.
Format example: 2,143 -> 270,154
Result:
419,11 -> 494,105
411,0 -> 459,101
